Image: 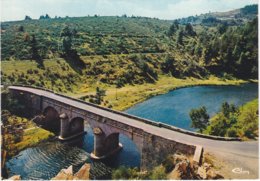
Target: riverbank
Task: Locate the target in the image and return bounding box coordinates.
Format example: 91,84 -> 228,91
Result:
71,75 -> 249,111
2,111 -> 55,165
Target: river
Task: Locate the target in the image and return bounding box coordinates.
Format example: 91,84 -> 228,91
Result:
126,83 -> 258,131
5,83 -> 258,179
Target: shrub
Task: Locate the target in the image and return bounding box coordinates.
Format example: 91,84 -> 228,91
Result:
33,69 -> 39,74
89,98 -> 95,103
162,156 -> 174,173
226,127 -> 238,137
112,166 -> 130,180
27,69 -> 33,74
149,166 -> 167,180
28,79 -> 36,84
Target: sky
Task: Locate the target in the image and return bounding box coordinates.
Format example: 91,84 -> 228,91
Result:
1,0 -> 258,21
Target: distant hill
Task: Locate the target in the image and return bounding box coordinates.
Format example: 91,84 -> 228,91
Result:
1,16 -> 171,60
177,4 -> 258,26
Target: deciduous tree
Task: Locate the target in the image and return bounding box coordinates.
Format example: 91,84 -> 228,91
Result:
190,106 -> 209,132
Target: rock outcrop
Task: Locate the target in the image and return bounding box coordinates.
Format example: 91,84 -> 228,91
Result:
6,175 -> 21,180
74,163 -> 91,180
166,153 -> 223,180
167,154 -> 195,179
197,163 -> 223,179
51,163 -> 90,180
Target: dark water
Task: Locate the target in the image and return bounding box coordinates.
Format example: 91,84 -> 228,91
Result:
5,83 -> 258,179
5,142 -> 90,180
126,83 -> 258,131
6,126 -> 141,180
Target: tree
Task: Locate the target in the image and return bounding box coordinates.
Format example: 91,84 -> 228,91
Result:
60,26 -> 85,68
31,35 -> 40,60
190,106 -> 209,132
168,24 -> 176,36
95,87 -> 106,105
161,55 -> 175,75
39,15 -> 45,19
24,15 -> 32,20
221,102 -> 237,118
62,36 -> 72,54
217,23 -> 227,34
205,114 -> 228,136
61,26 -> 73,55
18,25 -> 24,32
168,20 -> 179,36
39,14 -> 51,19
45,14 -> 51,19
221,102 -> 230,118
185,23 -> 196,36
177,30 -> 184,45
173,20 -> 179,29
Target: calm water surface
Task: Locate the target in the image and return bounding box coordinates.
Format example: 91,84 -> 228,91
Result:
126,83 -> 258,131
6,83 -> 258,179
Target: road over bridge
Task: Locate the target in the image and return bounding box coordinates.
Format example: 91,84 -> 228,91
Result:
7,85 -> 258,173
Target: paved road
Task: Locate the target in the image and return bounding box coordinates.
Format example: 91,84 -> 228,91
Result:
9,86 -> 259,169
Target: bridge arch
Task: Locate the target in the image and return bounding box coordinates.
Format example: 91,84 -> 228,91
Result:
104,130 -> 142,153
69,117 -> 85,136
103,132 -> 141,167
42,106 -> 60,133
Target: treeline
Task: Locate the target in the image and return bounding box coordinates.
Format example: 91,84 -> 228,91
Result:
24,14 -> 62,20
177,4 -> 258,26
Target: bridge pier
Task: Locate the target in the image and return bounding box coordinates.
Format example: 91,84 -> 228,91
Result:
59,113 -> 70,140
58,114 -> 85,141
91,128 -> 122,159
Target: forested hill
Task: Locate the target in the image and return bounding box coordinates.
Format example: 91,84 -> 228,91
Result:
1,4 -> 258,92
177,4 -> 258,25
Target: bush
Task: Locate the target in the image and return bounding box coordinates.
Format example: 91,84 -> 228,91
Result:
149,166 -> 167,180
222,73 -> 235,80
28,79 -> 36,84
226,127 -> 238,137
27,69 -> 33,74
112,166 -> 130,180
244,128 -> 254,138
162,156 -> 174,173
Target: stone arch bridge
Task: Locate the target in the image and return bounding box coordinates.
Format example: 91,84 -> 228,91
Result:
8,85 -> 250,170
